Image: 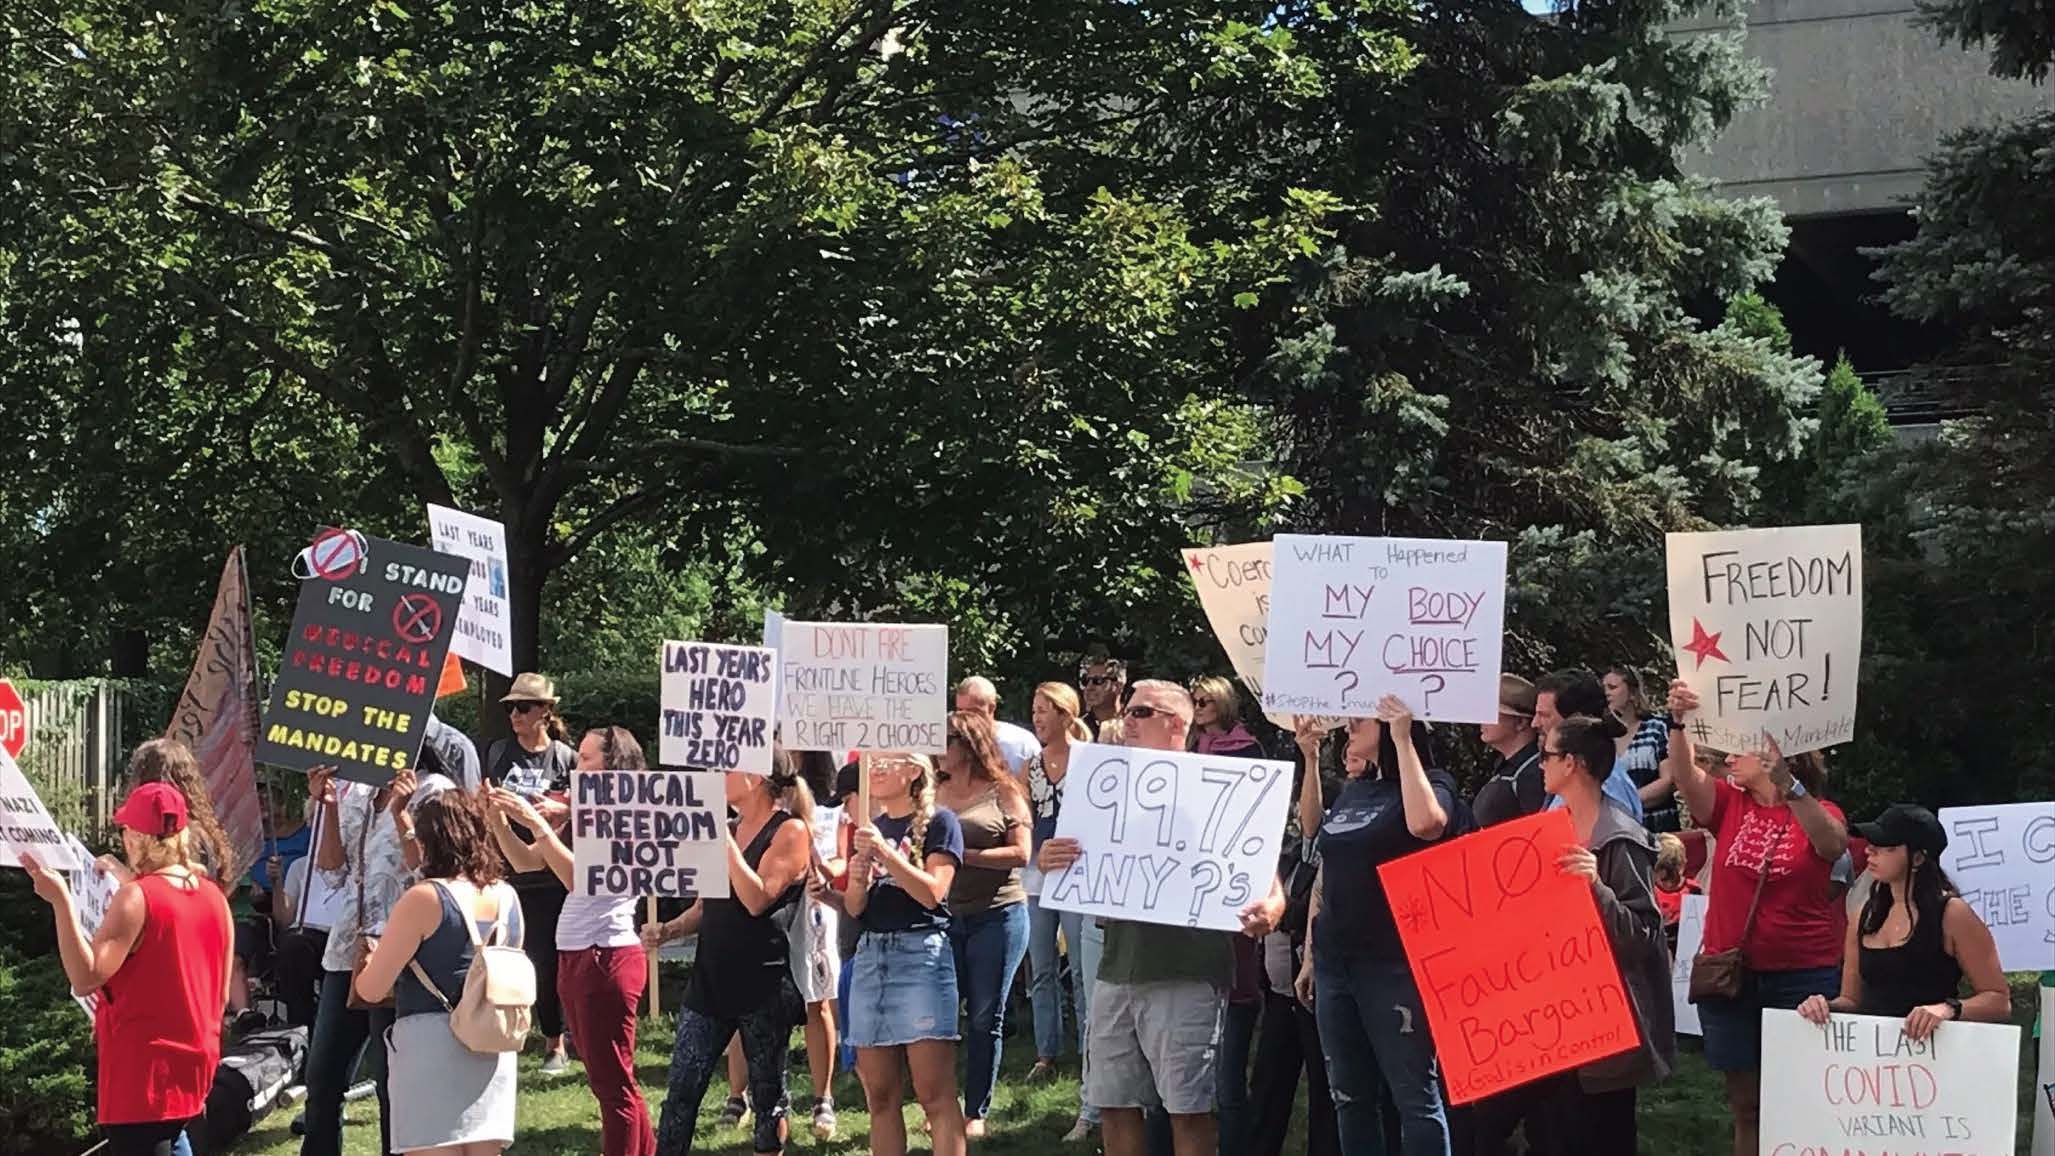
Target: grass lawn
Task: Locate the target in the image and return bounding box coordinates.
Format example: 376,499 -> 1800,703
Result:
236,977 -> 2047,1155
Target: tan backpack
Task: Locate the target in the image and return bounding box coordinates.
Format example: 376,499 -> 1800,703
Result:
408,879 -> 536,1053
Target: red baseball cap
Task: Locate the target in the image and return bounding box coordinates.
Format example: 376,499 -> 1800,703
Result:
113,782 -> 190,837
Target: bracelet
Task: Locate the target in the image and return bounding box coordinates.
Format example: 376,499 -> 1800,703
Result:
1785,776 -> 1809,800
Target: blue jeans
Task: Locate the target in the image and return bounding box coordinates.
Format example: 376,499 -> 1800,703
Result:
837,947 -> 857,1073
1027,897 -> 1090,1060
1314,955 -> 1448,1156
300,970 -> 394,1156
1216,997 -> 1259,1154
948,902 -> 1030,1120
1075,916 -> 1105,1126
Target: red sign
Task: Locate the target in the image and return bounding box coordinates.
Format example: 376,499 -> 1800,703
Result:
0,679 -> 26,760
1376,809 -> 1639,1104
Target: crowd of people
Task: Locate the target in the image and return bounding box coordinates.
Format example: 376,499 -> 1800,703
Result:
11,654 -> 2022,1156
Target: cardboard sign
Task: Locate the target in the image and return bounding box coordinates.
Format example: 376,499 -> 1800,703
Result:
1938,802 -> 2055,973
257,532 -> 469,784
570,770 -> 728,899
427,504 -> 515,676
1378,810 -> 1639,1103
65,836 -> 117,1016
773,620 -> 948,753
1039,742 -> 1291,933
1760,1009 -> 2020,1156
1671,892 -> 1708,1036
0,748 -> 80,870
659,640 -> 778,774
1262,535 -> 1508,723
1665,525 -> 1862,756
1181,542 -> 1297,728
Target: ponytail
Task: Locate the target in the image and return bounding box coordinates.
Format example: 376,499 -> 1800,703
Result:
908,757 -> 937,855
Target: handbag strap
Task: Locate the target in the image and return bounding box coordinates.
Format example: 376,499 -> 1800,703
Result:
404,879 -> 510,1010
1733,823 -> 1788,948
352,790 -> 373,934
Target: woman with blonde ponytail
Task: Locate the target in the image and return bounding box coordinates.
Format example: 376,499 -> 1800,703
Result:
844,753 -> 967,1156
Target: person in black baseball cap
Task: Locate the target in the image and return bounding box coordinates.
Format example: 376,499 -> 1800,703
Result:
1798,803 -> 2010,1039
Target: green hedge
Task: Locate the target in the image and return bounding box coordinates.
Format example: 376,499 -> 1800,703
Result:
0,944 -> 95,1155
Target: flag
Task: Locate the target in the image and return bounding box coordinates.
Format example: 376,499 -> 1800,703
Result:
164,546 -> 264,870
436,650 -> 467,699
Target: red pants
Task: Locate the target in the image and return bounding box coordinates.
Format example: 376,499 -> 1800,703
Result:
559,944 -> 656,1156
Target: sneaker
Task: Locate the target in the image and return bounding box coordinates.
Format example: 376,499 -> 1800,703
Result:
718,1095 -> 750,1130
1062,1118 -> 1095,1144
539,1051 -> 569,1076
811,1099 -> 837,1140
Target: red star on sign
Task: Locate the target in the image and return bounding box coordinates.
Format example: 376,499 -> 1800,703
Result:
1682,617 -> 1729,669
1189,553 -> 1204,571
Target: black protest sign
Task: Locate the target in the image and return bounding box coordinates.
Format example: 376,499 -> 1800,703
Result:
256,531 -> 468,784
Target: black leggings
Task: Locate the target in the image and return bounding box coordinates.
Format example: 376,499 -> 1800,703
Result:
657,1002 -> 791,1154
102,1120 -> 190,1156
517,882 -> 567,1038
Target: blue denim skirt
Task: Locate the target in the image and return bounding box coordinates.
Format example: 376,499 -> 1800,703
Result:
846,929 -> 961,1047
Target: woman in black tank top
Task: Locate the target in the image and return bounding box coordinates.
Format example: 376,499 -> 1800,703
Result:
1797,804 -> 2010,1039
642,754 -> 812,1156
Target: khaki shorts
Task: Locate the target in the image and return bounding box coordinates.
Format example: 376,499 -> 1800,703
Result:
1083,978 -> 1223,1115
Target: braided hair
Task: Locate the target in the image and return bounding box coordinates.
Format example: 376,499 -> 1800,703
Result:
903,753 -> 938,854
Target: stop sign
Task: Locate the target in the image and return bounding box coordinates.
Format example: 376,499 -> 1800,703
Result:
0,679 -> 26,761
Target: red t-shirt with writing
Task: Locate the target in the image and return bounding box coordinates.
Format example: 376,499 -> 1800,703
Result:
1698,779 -> 1845,972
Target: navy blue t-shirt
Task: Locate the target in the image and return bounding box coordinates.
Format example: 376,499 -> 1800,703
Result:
1313,770 -> 1462,962
860,808 -> 965,934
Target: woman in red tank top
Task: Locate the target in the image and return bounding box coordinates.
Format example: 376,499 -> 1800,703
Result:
22,761 -> 234,1156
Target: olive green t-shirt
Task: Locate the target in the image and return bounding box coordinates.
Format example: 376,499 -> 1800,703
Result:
1096,918 -> 1233,986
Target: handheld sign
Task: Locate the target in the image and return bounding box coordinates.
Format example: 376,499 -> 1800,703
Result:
1377,810 -> 1638,1103
1039,742 -> 1291,933
65,836 -> 117,1016
0,748 -> 80,871
1665,525 -> 1862,756
773,620 -> 948,754
1760,1009 -> 2020,1156
1181,543 -> 1295,728
570,770 -> 728,899
1937,802 -> 2055,973
426,504 -> 515,676
1262,534 -> 1507,723
660,640 -> 779,774
256,531 -> 469,784
1670,892 -> 1708,1036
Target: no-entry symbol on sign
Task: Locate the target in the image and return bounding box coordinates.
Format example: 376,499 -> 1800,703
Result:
0,679 -> 27,760
392,594 -> 444,644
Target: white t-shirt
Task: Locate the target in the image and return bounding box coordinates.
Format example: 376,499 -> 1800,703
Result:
992,720 -> 1041,775
557,892 -> 640,951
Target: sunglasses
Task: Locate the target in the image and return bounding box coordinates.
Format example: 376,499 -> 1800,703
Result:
508,701 -> 547,714
1192,697 -> 1216,708
1539,748 -> 1571,762
1123,704 -> 1177,721
1082,675 -> 1117,687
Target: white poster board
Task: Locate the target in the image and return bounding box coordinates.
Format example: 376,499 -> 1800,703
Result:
774,620 -> 948,754
1760,1009 -> 2019,1156
0,748 -> 80,870
659,640 -> 778,774
1665,525 -> 1861,756
1182,543 -> 1294,728
427,503 -> 515,676
570,770 -> 728,899
1938,802 -> 2055,973
1040,742 -> 1291,932
65,836 -> 117,1016
1261,535 -> 1507,723
1671,892 -> 1707,1036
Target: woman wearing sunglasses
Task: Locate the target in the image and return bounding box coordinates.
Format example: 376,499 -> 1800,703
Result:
484,672 -> 578,1074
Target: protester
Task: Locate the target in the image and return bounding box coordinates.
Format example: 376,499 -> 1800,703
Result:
232,788 -> 308,1019
792,750 -> 849,1139
354,790 -> 523,1155
1539,715 -> 1675,1156
484,671 -> 578,1074
1652,833 -> 1699,940
1250,725 -> 1339,1156
1188,676 -> 1262,757
270,796 -> 350,1029
1470,674 -> 1543,828
1039,681 -> 1285,1156
1078,655 -> 1128,737
954,676 -> 1041,774
1798,804 -> 2010,1035
1533,671 -> 1643,822
130,737 -> 241,886
936,711 -> 1033,1137
640,756 -> 811,1156
487,726 -> 658,1156
1604,666 -> 1676,830
844,752 -> 969,1156
1188,675 -> 1265,1150
1298,698 -> 1463,1156
20,775 -> 233,1156
1663,680 -> 1848,1156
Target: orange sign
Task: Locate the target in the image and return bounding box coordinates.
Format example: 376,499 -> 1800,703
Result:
1376,809 -> 1639,1103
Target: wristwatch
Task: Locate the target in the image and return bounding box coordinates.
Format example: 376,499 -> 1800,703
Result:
1942,996 -> 1963,1020
1664,713 -> 1683,733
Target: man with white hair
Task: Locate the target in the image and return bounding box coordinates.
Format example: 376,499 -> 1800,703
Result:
1038,680 -> 1286,1156
954,675 -> 1041,774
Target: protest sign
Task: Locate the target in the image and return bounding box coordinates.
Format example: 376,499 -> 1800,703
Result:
0,748 -> 80,870
1665,524 -> 1862,757
772,620 -> 948,754
1671,892 -> 1707,1036
763,609 -> 787,725
1040,742 -> 1291,933
65,836 -> 116,1016
1377,810 -> 1638,1103
570,770 -> 727,899
1938,802 -> 2055,973
427,504 -> 514,676
1760,1009 -> 2020,1156
1181,542 -> 1296,728
1261,535 -> 1507,724
659,640 -> 778,774
256,531 -> 469,784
